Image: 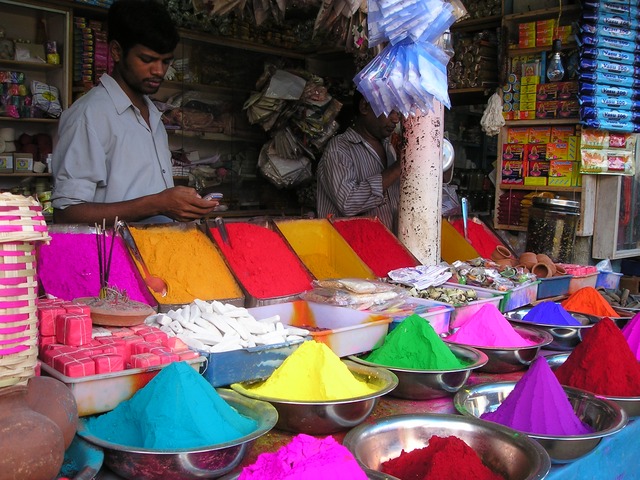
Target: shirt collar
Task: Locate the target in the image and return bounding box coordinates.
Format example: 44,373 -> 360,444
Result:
344,126 -> 390,147
98,73 -> 155,116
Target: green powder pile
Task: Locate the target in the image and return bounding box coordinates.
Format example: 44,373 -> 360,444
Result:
364,314 -> 469,370
85,361 -> 257,449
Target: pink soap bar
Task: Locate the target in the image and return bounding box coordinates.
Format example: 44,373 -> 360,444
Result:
133,341 -> 157,355
165,336 -> 189,351
93,354 -> 125,374
38,335 -> 57,349
130,352 -> 161,368
143,331 -> 168,344
157,351 -> 180,364
121,335 -> 145,362
178,350 -> 200,361
62,302 -> 91,315
55,313 -> 92,346
41,345 -> 76,366
37,306 -> 66,336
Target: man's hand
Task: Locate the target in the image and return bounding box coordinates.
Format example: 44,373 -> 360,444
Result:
157,186 -> 219,222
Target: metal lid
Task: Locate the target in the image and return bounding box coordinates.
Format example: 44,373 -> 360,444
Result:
532,197 -> 580,210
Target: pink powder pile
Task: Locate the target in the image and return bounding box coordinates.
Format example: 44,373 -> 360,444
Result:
622,312 -> 640,361
481,357 -> 593,436
446,304 -> 535,347
38,232 -> 155,305
238,434 -> 367,480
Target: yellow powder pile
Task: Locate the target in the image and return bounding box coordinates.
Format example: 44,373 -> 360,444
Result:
245,341 -> 378,401
130,226 -> 242,304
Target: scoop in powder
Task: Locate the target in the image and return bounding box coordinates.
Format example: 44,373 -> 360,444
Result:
238,434 -> 367,480
446,304 -> 535,347
481,356 -> 593,435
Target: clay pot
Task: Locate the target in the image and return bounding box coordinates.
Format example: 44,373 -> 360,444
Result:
495,257 -> 516,267
0,385 -> 65,480
26,376 -> 78,449
518,251 -> 538,270
491,245 -> 513,262
555,264 -> 567,276
536,253 -> 557,275
531,262 -> 553,278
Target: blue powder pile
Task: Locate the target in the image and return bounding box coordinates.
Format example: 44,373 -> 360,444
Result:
85,361 -> 257,449
522,302 -> 581,326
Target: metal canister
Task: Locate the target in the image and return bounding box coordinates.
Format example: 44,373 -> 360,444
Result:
525,197 -> 580,263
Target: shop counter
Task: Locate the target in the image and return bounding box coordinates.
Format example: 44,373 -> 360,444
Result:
94,367 -> 638,480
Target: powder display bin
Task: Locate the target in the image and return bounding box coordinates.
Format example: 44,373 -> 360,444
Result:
273,218 -> 376,281
568,273 -> 598,295
203,218 -> 315,307
536,275 -> 572,300
41,357 -> 205,416
247,300 -> 393,358
596,272 -> 623,290
199,338 -> 306,387
381,298 -> 454,335
124,222 -> 244,312
329,217 -> 421,278
439,283 -> 504,329
450,281 -> 540,313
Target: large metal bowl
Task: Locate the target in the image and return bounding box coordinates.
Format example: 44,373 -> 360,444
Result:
77,389 -> 278,480
505,307 -> 595,351
342,413 -> 551,480
547,353 -> 640,418
454,381 -> 628,463
348,344 -> 489,400
443,325 -> 553,373
230,360 -> 398,435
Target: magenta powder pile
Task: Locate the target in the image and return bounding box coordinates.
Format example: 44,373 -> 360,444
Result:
38,232 -> 155,304
210,223 -> 314,299
481,357 -> 593,435
446,304 -> 535,347
238,434 -> 367,480
622,312 -> 640,361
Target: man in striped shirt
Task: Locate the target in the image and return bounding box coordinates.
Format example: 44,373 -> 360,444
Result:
316,90 -> 402,233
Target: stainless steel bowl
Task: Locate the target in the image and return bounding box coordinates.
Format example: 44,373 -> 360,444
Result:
547,353 -> 640,418
454,381 -> 628,463
443,325 -> 553,373
505,307 -> 594,351
77,389 -> 278,480
230,360 -> 398,435
342,413 -> 551,480
348,344 -> 489,400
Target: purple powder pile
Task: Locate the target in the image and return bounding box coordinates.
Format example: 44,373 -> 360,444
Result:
481,356 -> 593,436
522,302 -> 581,326
38,232 -> 155,305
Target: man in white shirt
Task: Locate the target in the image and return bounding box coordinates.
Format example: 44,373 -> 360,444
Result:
52,0 -> 218,224
316,89 -> 402,233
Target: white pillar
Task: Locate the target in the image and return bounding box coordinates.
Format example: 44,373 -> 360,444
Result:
398,101 -> 444,264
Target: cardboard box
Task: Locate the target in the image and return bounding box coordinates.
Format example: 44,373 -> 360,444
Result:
501,160 -> 525,184
528,126 -> 551,144
0,154 -> 13,173
13,153 -> 33,172
536,101 -> 559,119
551,126 -> 576,143
547,137 -> 579,161
548,160 -> 574,186
557,99 -> 580,119
503,143 -> 526,161
525,143 -> 546,161
525,159 -> 549,181
507,128 -> 529,144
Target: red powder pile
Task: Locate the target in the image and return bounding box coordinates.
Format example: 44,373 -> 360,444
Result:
561,286 -> 619,317
331,218 -> 418,277
449,218 -> 503,259
381,435 -> 504,480
210,223 -> 313,299
555,317 -> 640,396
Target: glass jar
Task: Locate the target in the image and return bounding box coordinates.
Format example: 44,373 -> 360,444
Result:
525,197 -> 580,263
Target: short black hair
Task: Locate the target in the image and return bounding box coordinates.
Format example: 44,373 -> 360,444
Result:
352,88 -> 365,117
108,0 -> 180,57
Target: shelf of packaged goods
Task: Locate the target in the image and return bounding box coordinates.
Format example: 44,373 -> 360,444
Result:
498,184 -> 581,192
451,14 -> 501,32
505,118 -> 579,127
162,80 -> 250,96
0,117 -> 58,124
166,129 -> 264,143
449,87 -> 497,106
503,4 -> 581,23
506,42 -> 578,57
0,59 -> 64,71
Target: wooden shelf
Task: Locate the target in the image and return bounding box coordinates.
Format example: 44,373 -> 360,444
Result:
494,224 -> 527,232
0,59 -> 64,70
449,87 -> 497,106
451,15 -> 501,32
506,42 -> 578,56
505,118 -> 579,127
162,80 -> 250,96
503,4 -> 581,23
498,184 -> 581,192
0,173 -> 51,177
0,117 -> 58,123
167,129 -> 264,143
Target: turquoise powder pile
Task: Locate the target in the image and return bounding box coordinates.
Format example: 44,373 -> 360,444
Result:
85,361 -> 257,449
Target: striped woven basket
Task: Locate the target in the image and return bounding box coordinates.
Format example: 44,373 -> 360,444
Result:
0,194 -> 50,387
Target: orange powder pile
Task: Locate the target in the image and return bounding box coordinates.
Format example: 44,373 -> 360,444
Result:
130,226 -> 242,304
561,286 -> 619,317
